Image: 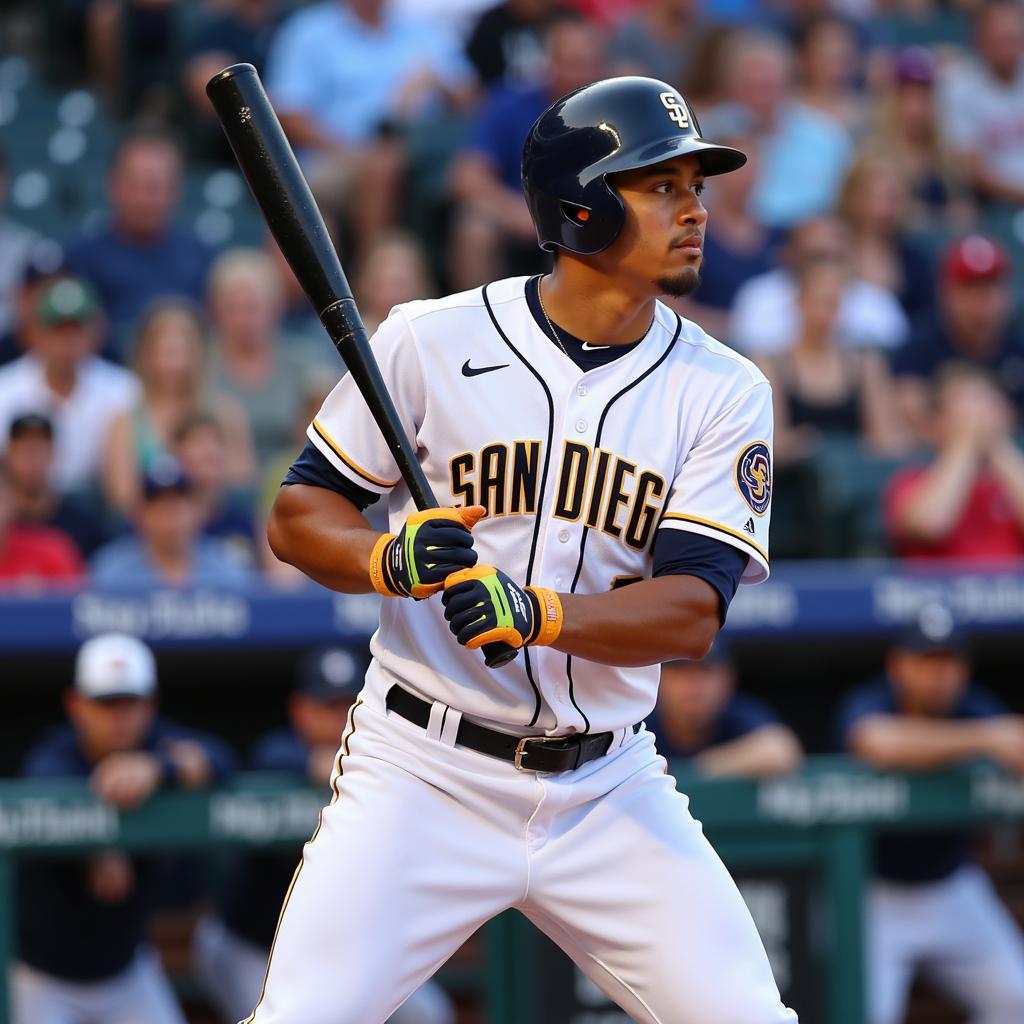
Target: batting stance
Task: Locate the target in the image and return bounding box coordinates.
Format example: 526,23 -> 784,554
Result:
261,77 -> 796,1024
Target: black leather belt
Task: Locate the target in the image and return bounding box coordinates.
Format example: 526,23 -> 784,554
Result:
385,685 -> 633,774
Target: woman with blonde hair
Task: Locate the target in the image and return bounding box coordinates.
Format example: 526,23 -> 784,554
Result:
834,149 -> 936,323
865,46 -> 973,228
101,299 -> 254,516
208,247 -> 312,467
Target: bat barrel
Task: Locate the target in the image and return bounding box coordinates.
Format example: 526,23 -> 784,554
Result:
205,63 -> 349,317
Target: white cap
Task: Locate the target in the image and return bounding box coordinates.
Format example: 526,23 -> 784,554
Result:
74,633 -> 157,700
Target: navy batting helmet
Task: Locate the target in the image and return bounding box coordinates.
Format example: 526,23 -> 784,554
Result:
521,77 -> 747,256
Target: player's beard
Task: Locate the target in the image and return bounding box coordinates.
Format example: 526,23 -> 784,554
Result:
656,266 -> 701,298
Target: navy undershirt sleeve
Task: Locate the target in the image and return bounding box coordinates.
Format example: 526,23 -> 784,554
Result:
652,529 -> 748,623
283,439 -> 380,511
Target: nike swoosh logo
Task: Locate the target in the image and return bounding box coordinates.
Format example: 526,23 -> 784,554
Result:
580,342 -> 609,351
462,359 -> 509,377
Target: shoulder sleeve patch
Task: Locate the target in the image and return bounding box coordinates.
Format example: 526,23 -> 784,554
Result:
735,441 -> 771,516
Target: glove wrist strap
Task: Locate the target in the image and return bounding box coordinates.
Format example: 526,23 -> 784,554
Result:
369,533 -> 403,597
525,586 -> 563,647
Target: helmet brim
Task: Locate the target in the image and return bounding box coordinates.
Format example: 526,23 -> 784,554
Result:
588,135 -> 747,185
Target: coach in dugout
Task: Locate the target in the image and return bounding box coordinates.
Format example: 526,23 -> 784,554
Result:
837,605 -> 1024,1024
192,645 -> 455,1024
12,633 -> 235,1024
652,640 -> 802,778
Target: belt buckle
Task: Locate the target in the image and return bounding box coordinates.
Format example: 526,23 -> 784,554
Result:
514,735 -> 567,773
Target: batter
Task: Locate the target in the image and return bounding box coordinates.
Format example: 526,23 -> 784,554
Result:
257,76 -> 796,1024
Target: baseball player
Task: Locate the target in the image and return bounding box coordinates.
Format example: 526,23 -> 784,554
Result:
260,76 -> 795,1024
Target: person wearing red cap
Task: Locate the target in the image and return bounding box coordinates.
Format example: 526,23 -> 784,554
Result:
891,234 -> 1024,437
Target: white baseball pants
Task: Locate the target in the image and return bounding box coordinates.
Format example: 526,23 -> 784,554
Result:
868,864 -> 1024,1024
245,691 -> 798,1024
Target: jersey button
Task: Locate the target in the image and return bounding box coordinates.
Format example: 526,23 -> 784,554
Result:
575,419 -> 587,433
558,529 -> 570,543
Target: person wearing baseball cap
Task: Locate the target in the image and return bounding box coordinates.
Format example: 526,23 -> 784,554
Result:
192,645 -> 455,1024
90,456 -> 255,589
836,603 -> 1024,1024
652,639 -> 802,777
12,633 -> 236,1024
0,273 -> 139,493
4,412 -> 110,557
891,234 -> 1024,433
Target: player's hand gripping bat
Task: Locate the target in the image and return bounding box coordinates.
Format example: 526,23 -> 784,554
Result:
206,62 -> 518,669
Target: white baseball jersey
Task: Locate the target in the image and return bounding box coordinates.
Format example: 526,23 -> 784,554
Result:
307,275 -> 773,735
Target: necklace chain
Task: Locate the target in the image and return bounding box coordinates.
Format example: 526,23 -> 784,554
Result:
537,277 -> 570,358
537,276 -> 655,356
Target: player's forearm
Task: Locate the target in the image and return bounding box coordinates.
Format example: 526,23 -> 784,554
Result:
693,726 -> 803,779
552,576 -> 719,667
267,484 -> 379,593
849,716 -> 996,771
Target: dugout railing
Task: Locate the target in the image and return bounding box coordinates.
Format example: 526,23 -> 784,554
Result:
1,759 -> 1022,1024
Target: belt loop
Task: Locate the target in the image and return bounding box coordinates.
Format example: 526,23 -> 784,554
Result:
440,706 -> 462,747
426,701 -> 448,743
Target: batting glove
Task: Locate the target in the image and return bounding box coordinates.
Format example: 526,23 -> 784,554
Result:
441,565 -> 563,651
369,506 -> 485,599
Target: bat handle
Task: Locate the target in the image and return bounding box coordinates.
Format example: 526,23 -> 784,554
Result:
483,642 -> 519,669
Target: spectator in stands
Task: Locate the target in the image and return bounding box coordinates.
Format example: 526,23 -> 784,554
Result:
12,632 -> 235,1024
651,640 -> 802,777
63,128 -> 217,359
354,231 -> 437,337
760,260 -> 910,465
837,605 -> 1024,1024
0,145 -> 60,359
263,233 -> 320,341
5,413 -> 109,558
892,235 -> 1024,432
0,458 -> 83,588
608,0 -> 701,82
448,11 -> 606,290
101,299 -> 254,517
0,276 -> 139,493
792,14 -> 867,138
172,413 -> 257,564
885,364 -> 1024,561
0,247 -> 66,367
465,0 -> 555,86
867,47 -> 973,227
265,0 -> 476,254
709,30 -> 854,228
192,646 -> 455,1024
91,458 -> 254,588
207,249 -> 313,467
939,0 -> 1024,210
182,0 -> 285,159
834,151 -> 936,326
728,215 -> 909,357
680,108 -> 783,340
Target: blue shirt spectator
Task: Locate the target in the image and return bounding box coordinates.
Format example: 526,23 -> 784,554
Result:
265,0 -> 474,149
465,82 -> 549,190
90,458 -> 254,589
62,131 -> 215,360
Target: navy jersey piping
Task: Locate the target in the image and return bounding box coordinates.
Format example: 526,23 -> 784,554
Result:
482,282 -> 556,728
565,311 -> 684,733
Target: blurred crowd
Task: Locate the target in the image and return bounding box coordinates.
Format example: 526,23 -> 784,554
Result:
8,616 -> 1024,1024
0,0 -> 1023,589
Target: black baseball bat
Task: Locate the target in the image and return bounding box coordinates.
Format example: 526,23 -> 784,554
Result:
206,63 -> 517,668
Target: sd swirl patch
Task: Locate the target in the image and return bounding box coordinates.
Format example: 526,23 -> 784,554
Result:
736,441 -> 771,516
